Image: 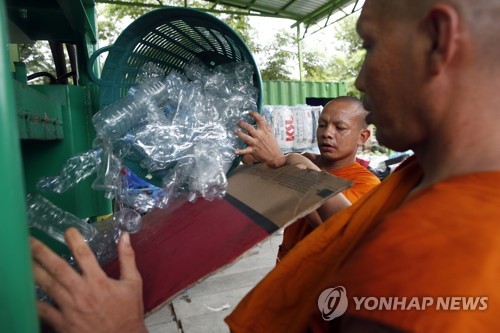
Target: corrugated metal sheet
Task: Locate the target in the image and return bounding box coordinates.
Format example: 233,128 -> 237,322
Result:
262,80 -> 347,106
201,0 -> 361,26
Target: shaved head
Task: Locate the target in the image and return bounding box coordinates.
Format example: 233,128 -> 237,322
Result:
365,0 -> 500,66
314,96 -> 371,169
323,96 -> 369,130
357,0 -> 500,173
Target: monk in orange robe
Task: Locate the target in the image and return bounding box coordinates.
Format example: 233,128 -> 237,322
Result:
225,0 -> 500,331
276,152 -> 380,262
234,97 -> 380,262
226,155 -> 500,332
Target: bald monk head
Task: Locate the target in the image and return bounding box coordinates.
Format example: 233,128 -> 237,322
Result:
313,96 -> 370,171
356,0 -> 500,189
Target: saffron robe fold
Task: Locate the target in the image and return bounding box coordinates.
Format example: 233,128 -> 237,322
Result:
225,157 -> 500,332
277,162 -> 380,261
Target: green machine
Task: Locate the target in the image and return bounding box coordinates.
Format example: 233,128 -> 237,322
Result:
1,0 -> 111,332
8,0 -> 111,217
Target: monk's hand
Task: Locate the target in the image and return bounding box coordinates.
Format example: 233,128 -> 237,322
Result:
234,111 -> 286,168
31,228 -> 147,333
285,153 -> 321,171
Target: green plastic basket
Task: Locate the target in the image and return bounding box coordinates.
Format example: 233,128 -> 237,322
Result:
88,7 -> 262,186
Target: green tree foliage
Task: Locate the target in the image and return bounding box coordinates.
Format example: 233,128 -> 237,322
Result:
333,14 -> 363,55
96,1 -> 159,46
18,42 -> 53,79
302,48 -> 333,81
255,13 -> 364,90
259,29 -> 296,81
328,14 -> 365,97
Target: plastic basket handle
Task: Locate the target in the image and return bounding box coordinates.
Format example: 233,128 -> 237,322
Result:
87,45 -> 114,86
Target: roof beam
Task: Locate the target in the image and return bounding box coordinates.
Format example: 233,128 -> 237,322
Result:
203,0 -> 300,19
210,0 -> 223,10
291,0 -> 352,28
280,0 -> 299,12
95,0 -> 286,18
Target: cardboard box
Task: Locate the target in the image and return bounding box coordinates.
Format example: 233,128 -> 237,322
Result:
103,163 -> 351,313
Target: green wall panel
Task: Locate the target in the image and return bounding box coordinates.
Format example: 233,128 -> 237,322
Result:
20,84 -> 112,219
262,80 -> 347,106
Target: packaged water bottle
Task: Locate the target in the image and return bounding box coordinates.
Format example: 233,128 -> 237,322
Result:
26,193 -> 97,244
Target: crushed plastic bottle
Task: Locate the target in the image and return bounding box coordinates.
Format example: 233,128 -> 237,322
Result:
26,193 -> 97,243
113,208 -> 142,233
91,78 -> 168,141
92,144 -> 122,199
87,217 -> 119,266
188,140 -> 229,201
36,148 -> 103,193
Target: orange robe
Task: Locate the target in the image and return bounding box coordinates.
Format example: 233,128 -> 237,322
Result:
225,157 -> 500,332
277,162 -> 380,261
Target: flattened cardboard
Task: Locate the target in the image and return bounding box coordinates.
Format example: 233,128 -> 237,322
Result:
103,164 -> 352,313
227,163 -> 352,229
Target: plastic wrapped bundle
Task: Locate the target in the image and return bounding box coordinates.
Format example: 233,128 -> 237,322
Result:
263,104 -> 322,153
292,105 -> 322,151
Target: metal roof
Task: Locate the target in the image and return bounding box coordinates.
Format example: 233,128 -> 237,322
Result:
95,0 -> 364,38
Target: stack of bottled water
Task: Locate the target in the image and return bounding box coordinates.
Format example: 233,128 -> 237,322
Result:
262,104 -> 322,153
31,59 -> 258,265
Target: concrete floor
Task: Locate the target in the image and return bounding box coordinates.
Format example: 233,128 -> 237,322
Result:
145,232 -> 283,332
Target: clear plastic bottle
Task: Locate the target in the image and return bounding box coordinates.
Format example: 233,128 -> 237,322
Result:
113,208 -> 142,233
188,140 -> 228,201
36,148 -> 103,193
26,193 -> 97,243
92,79 -> 168,141
92,148 -> 122,199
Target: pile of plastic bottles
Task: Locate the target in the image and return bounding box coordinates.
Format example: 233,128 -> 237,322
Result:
28,60 -> 258,266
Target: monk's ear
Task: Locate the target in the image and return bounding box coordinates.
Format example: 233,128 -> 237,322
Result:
358,128 -> 370,145
424,4 -> 461,75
